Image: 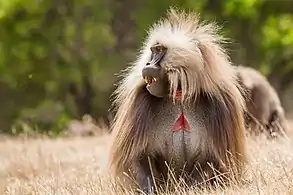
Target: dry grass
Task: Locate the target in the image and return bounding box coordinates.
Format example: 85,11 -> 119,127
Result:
0,122 -> 293,195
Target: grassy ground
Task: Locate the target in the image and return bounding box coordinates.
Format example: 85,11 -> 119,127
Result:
0,121 -> 293,195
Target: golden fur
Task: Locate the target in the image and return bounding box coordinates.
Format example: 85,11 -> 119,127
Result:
108,7 -> 246,190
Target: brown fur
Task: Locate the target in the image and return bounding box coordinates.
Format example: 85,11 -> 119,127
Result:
236,65 -> 288,138
108,8 -> 246,193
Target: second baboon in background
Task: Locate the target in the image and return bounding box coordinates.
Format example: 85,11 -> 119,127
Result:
236,65 -> 288,138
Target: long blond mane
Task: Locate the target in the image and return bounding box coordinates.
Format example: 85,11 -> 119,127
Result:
112,7 -> 241,105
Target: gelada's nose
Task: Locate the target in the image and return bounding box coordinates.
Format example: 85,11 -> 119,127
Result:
142,64 -> 160,79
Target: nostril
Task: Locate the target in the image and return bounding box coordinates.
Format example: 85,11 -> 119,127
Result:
146,62 -> 150,66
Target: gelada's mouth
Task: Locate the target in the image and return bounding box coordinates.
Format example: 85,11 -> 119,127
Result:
144,76 -> 182,94
144,76 -> 157,87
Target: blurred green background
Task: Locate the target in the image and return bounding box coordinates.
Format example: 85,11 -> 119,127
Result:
0,0 -> 292,135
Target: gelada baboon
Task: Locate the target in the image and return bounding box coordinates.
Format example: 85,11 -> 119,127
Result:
236,65 -> 288,138
109,8 -> 246,194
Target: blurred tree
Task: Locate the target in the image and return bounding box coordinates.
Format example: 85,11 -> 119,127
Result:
0,0 -> 118,133
0,0 -> 292,134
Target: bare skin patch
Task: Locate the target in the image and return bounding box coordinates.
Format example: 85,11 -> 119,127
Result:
172,90 -> 191,132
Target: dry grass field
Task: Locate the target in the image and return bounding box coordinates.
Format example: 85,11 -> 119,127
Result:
0,120 -> 293,195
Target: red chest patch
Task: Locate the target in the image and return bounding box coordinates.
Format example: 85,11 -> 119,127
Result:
172,112 -> 190,132
172,89 -> 190,132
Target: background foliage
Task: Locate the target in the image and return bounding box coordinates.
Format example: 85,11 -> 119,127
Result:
0,0 -> 292,135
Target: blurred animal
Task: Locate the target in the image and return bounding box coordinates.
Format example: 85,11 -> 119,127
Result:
236,65 -> 288,138
108,8 -> 246,194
